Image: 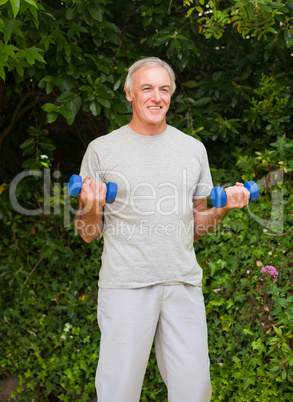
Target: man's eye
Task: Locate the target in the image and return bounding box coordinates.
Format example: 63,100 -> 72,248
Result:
143,87 -> 150,91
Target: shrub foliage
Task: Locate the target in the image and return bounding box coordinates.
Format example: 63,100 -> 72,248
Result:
0,0 -> 293,400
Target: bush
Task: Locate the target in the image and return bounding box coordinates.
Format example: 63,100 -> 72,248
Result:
1,0 -> 292,400
0,212 -> 102,401
1,157 -> 292,401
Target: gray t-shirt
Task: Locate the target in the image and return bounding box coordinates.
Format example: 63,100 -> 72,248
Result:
80,124 -> 213,288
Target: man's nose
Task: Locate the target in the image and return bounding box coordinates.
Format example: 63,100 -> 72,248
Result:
152,88 -> 161,102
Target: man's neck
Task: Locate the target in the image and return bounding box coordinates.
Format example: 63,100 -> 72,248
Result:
128,120 -> 167,136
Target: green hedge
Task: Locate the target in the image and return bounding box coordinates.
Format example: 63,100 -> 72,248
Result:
1,165 -> 292,401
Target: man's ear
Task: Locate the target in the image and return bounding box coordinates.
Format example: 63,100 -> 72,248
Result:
125,88 -> 133,102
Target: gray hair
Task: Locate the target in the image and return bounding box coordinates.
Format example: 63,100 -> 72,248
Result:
124,57 -> 176,96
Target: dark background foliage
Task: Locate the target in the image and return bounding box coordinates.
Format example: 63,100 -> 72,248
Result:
0,0 -> 292,400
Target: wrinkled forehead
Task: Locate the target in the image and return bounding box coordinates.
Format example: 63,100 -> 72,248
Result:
132,66 -> 172,88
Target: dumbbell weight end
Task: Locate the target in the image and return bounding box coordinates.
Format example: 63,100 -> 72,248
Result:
243,181 -> 259,203
210,186 -> 227,208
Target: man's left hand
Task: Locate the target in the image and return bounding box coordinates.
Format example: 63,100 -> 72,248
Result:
224,182 -> 251,210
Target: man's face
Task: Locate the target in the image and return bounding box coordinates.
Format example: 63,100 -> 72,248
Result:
126,66 -> 172,131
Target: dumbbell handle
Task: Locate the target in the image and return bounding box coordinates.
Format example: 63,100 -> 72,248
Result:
210,181 -> 259,208
67,174 -> 117,204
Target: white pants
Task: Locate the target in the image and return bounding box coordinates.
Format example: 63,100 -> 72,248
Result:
96,285 -> 212,402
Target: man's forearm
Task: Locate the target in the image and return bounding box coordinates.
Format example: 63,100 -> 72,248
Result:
193,183 -> 251,241
74,199 -> 104,243
193,206 -> 229,241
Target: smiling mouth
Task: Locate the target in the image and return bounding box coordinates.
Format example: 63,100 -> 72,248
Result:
148,106 -> 162,110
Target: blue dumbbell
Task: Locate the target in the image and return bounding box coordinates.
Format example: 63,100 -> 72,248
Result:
68,174 -> 117,204
210,181 -> 259,208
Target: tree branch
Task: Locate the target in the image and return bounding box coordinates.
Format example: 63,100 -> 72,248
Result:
0,91 -> 38,148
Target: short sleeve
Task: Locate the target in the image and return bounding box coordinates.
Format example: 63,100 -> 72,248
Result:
79,144 -> 103,182
193,146 -> 214,200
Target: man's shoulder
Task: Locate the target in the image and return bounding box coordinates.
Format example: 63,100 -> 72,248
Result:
88,125 -> 129,150
167,125 -> 205,149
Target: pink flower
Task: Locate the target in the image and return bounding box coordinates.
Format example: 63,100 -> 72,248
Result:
260,265 -> 278,283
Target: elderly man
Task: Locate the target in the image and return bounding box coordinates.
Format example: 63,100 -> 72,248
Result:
75,57 -> 250,402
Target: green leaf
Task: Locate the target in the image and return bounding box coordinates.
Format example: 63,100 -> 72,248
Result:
112,99 -> 129,114
83,9 -> 94,26
24,0 -> 38,8
270,366 -> 280,372
96,97 -> 111,108
193,97 -> 212,107
72,96 -> 82,113
0,0 -> 8,5
98,86 -> 115,99
284,29 -> 293,48
66,8 -> 76,20
46,112 -> 58,124
243,328 -> 254,336
243,377 -> 255,391
56,91 -> 75,104
97,62 -> 110,74
19,47 -> 45,65
14,59 -> 27,78
0,64 -> 6,80
176,104 -> 188,113
87,4 -> 102,22
9,0 -> 20,19
244,3 -> 254,20
89,100 -> 101,116
281,369 -> 287,380
186,7 -> 195,18
58,104 -> 72,121
114,78 -> 122,91
2,19 -> 23,44
39,142 -> 56,151
104,21 -> 120,33
226,122 -> 239,134
67,98 -> 81,124
267,27 -> 278,34
42,103 -> 58,113
19,137 -> 35,149
183,81 -> 198,88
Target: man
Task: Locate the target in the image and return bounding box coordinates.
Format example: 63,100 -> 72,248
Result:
75,57 -> 250,402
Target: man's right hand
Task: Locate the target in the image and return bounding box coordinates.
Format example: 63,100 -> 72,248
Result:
79,176 -> 107,213
74,176 -> 106,242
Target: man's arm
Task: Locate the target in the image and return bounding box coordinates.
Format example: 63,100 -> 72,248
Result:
193,182 -> 250,241
74,177 -> 107,243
